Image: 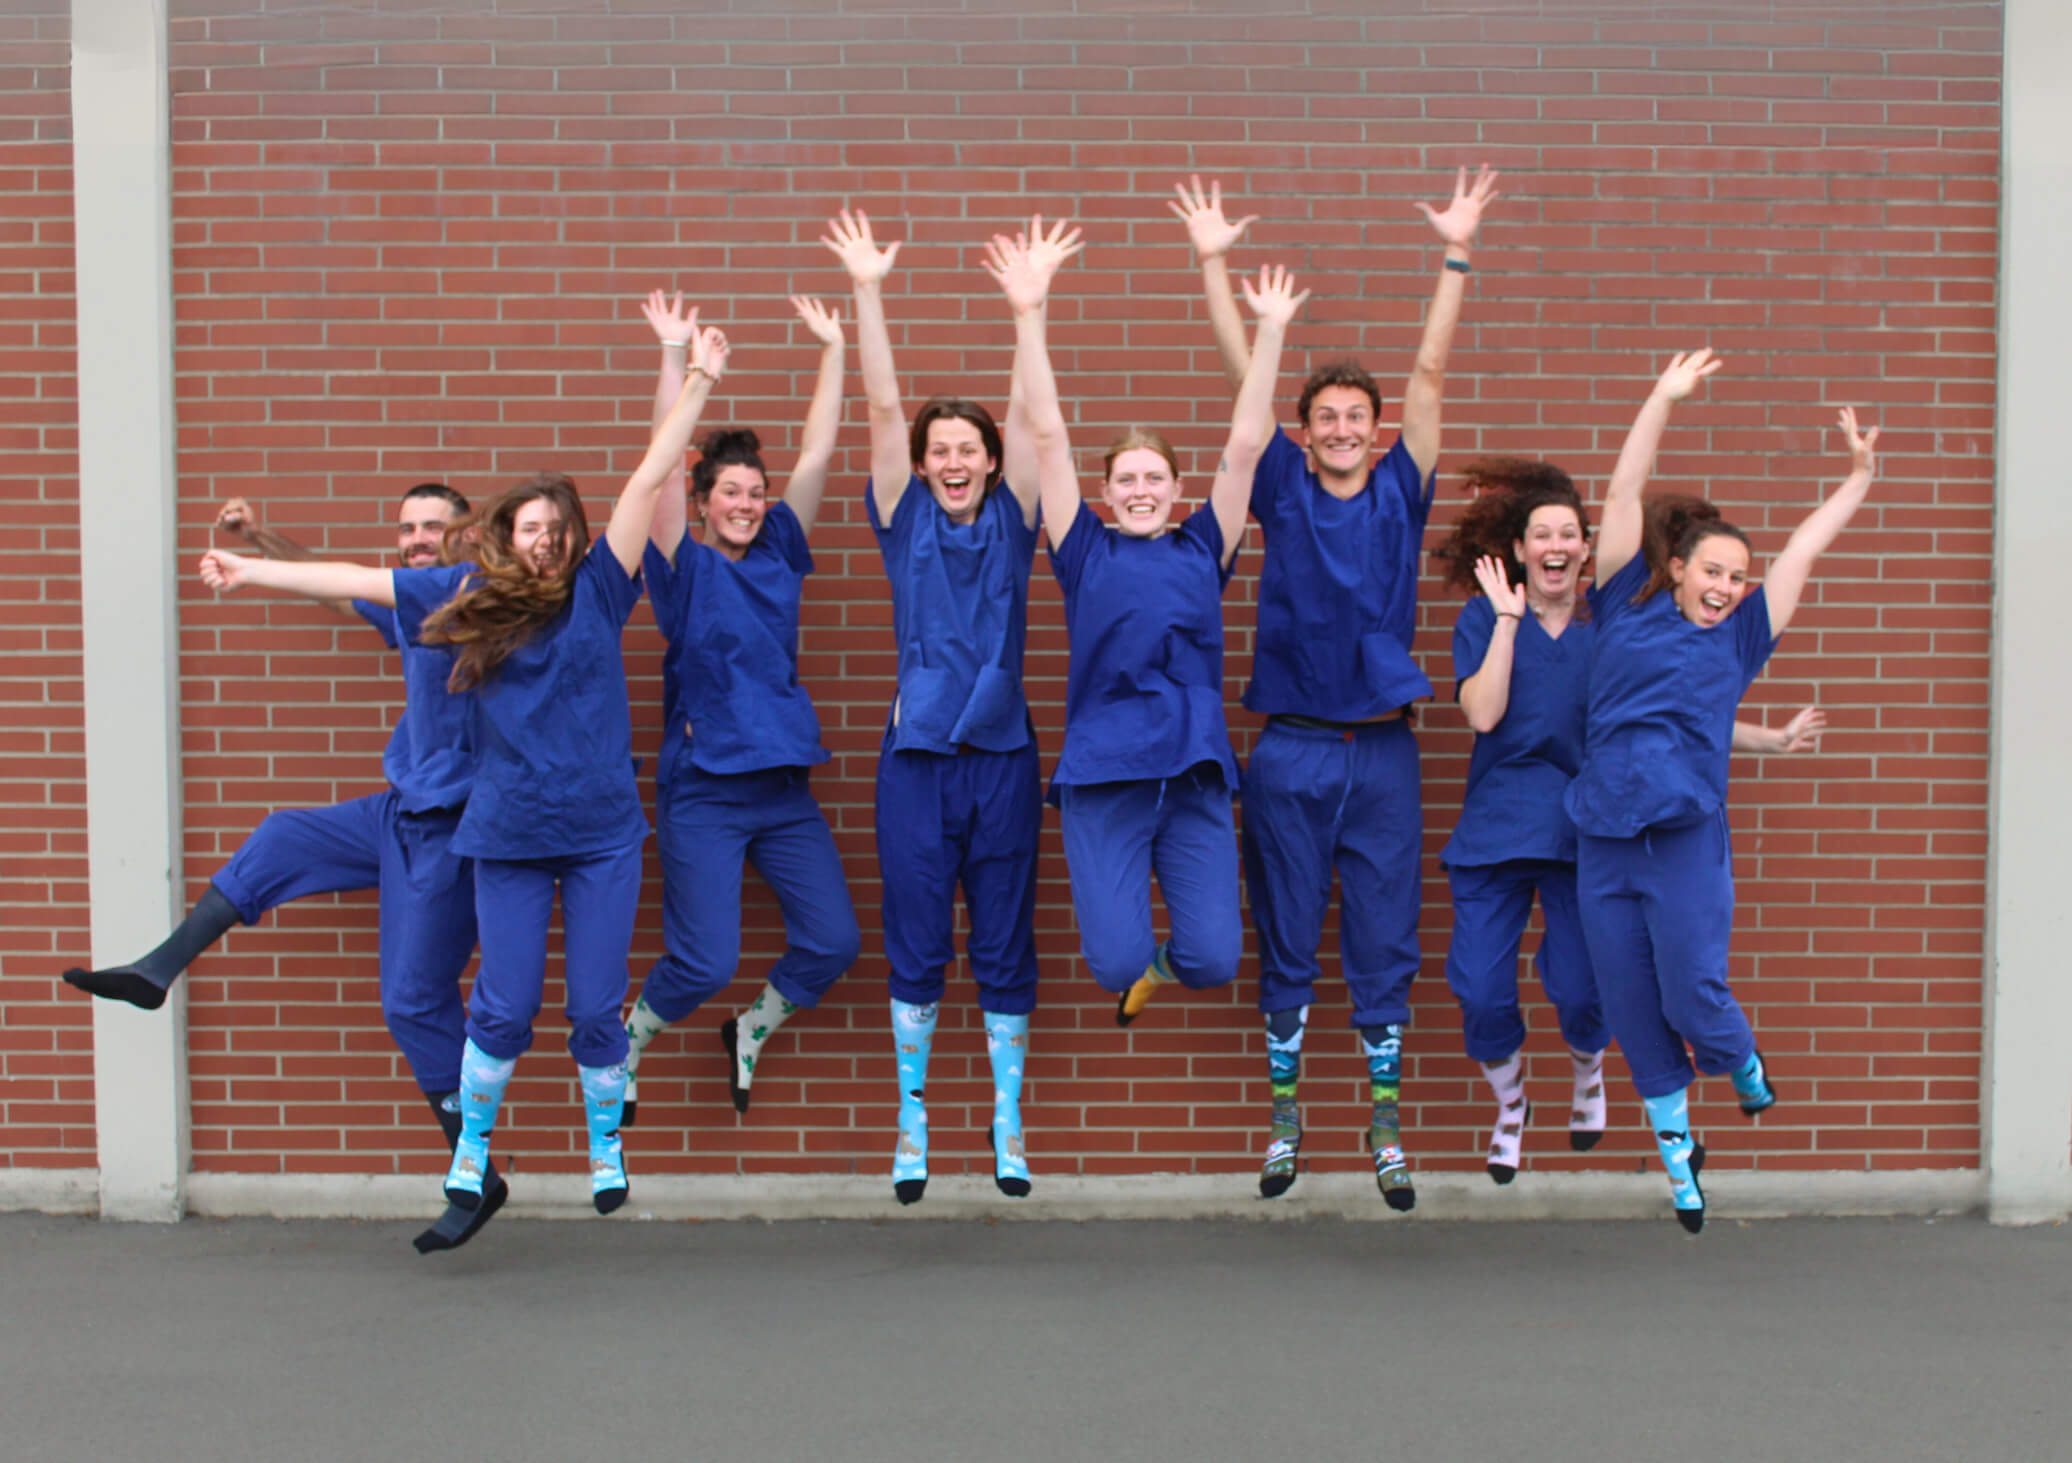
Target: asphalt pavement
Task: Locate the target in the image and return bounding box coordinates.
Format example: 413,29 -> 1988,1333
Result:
1,1212 -> 2064,1461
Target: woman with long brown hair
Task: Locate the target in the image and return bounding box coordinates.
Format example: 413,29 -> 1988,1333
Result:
1565,350 -> 1874,1231
198,322 -> 731,1220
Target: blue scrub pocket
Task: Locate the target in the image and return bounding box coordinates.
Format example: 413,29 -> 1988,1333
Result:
395,811 -> 469,898
896,665 -> 959,744
949,664 -> 1019,748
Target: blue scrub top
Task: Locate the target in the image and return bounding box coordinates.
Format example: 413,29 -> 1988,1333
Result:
645,501 -> 827,785
1047,501 -> 1239,798
1441,595 -> 1593,868
1244,429 -> 1437,720
395,537 -> 649,861
868,477 -> 1037,754
350,598 -> 473,814
1563,553 -> 1777,839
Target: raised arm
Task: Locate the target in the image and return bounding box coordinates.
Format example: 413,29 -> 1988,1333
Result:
1169,175 -> 1258,391
1763,408 -> 1879,639
606,324 -> 726,576
638,289 -> 698,564
215,497 -> 357,617
1733,705 -> 1827,754
1596,349 -> 1722,582
1457,556 -> 1526,733
781,295 -> 847,536
983,221 -> 1085,552
823,208 -> 910,522
199,550 -> 397,609
1400,164 -> 1499,481
999,222 -> 1047,532
1208,265 -> 1309,569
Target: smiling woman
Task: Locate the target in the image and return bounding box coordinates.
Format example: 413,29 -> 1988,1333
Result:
617,290 -> 861,1133
1564,352 -> 1881,1233
988,220 -> 1296,1078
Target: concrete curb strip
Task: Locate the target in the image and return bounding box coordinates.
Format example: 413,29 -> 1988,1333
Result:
5,1167 -> 1987,1222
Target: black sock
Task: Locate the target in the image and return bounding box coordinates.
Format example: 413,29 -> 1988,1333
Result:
413,1090 -> 507,1255
62,886 -> 242,1010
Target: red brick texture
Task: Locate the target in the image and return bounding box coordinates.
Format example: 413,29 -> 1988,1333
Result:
5,1 -> 2000,1189
0,6 -> 91,1170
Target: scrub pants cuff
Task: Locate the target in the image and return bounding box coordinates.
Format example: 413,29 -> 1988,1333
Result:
1463,1034 -> 1525,1065
887,973 -> 948,1009
1351,1004 -> 1413,1030
570,1027 -> 631,1069
206,873 -> 263,928
637,983 -> 707,1026
1256,987 -> 1320,1019
463,1022 -> 533,1064
412,1069 -> 462,1097
1630,1065 -> 1696,1101
976,991 -> 1039,1018
1694,1042 -> 1758,1079
768,970 -> 825,1013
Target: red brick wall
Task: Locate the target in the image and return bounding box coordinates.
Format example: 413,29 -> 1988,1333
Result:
0,5 -> 91,1171
8,0 -> 2000,1188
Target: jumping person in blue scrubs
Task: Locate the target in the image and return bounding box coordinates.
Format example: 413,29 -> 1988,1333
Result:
68,483 -> 503,1253
1569,348 -> 1877,1231
1174,167 -> 1498,1206
989,224 -> 1305,1063
1435,465 -> 1613,1183
827,209 -> 1047,1203
618,290 -> 860,1121
1436,466 -> 1826,1185
198,323 -> 731,1219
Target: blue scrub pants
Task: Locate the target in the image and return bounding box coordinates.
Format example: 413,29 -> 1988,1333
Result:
1575,812 -> 1755,1099
1444,858 -> 1606,1064
1057,766 -> 1242,995
640,766 -> 860,1022
876,744 -> 1041,1015
210,792 -> 474,1094
1241,717 -> 1422,1027
467,840 -> 644,1068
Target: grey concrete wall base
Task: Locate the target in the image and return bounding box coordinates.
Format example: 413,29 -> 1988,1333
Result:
184,1168 -> 1986,1225
0,1169 -> 102,1216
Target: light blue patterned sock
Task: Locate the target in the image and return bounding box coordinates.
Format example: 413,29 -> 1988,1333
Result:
985,1011 -> 1031,1197
578,1061 -> 629,1215
1642,1088 -> 1705,1227
445,1039 -> 514,1209
890,1000 -> 937,1204
1730,1048 -> 1775,1114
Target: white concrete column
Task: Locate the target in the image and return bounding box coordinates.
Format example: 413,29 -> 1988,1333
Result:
69,0 -> 187,1221
1985,0 -> 2072,1225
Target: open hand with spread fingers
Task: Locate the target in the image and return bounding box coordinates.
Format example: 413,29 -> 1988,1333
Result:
1167,174 -> 1257,261
1417,164 -> 1501,249
641,289 -> 697,347
822,208 -> 900,285
791,295 -> 843,348
1473,554 -> 1527,620
1238,263 -> 1311,328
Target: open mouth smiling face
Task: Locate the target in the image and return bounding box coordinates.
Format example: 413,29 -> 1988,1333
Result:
921,418 -> 996,524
